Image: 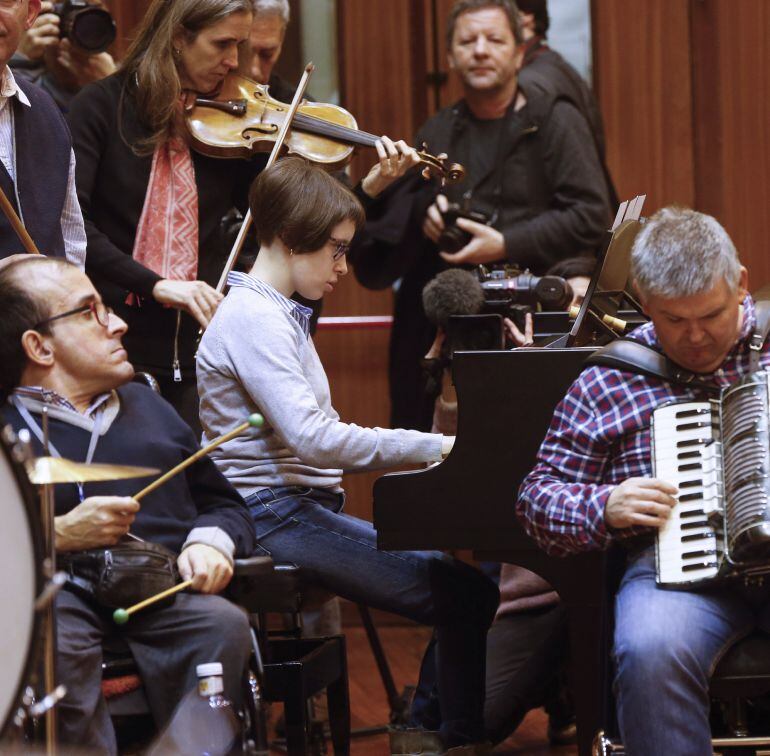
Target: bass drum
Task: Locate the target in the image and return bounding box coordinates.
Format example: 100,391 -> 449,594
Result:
0,427 -> 44,738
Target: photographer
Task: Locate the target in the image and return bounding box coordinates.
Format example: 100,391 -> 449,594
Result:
349,0 -> 611,430
11,0 -> 116,111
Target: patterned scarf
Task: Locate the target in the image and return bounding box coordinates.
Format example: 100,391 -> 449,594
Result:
131,136 -> 199,284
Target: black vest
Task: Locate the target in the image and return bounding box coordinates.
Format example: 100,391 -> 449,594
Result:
0,76 -> 71,258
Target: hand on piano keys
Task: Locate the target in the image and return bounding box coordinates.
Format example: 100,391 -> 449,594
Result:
605,476 -> 679,529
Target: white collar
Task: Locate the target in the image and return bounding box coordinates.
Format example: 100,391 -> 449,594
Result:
0,66 -> 31,107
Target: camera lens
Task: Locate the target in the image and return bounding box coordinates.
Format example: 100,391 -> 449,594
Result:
65,7 -> 116,53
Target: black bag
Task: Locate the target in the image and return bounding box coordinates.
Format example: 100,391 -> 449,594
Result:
60,540 -> 180,610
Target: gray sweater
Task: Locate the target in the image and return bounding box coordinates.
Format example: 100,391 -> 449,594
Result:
196,277 -> 443,498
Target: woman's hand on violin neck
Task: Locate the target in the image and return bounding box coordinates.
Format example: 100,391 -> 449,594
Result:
361,136 -> 421,198
152,279 -> 224,329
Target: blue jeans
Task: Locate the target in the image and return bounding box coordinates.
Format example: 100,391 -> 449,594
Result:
245,486 -> 499,747
613,547 -> 770,755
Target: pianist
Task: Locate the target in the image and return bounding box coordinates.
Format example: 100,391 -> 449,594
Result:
197,157 -> 499,755
517,206 -> 770,755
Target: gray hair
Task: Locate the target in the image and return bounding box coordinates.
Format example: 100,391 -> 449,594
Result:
253,0 -> 289,24
630,206 -> 741,298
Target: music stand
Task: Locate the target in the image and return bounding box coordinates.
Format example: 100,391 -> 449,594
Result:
547,195 -> 647,348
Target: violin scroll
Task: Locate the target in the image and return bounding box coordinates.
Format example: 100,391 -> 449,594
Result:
418,144 -> 465,186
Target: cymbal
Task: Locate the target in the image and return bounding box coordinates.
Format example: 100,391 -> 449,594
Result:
25,457 -> 159,485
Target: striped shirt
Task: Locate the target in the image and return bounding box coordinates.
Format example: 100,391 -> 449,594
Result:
516,296 -> 769,556
0,66 -> 86,268
227,270 -> 312,337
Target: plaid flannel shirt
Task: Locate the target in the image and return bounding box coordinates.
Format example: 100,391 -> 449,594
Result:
516,296 -> 770,556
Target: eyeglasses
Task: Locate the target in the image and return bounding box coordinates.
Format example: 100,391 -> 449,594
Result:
328,237 -> 351,261
34,301 -> 114,330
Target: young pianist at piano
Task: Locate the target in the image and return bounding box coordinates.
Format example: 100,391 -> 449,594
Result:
196,156 -> 500,755
517,206 -> 770,755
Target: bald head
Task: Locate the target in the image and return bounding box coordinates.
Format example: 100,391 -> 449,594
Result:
0,256 -> 74,395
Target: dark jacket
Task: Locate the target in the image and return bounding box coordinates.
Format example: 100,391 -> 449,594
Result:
67,73 -> 258,373
2,383 -> 256,557
0,76 -> 70,258
519,38 -> 617,207
349,79 -> 612,429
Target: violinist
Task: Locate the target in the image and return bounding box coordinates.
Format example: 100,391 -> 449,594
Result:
67,0 -> 256,431
197,156 -> 500,756
0,0 -> 86,265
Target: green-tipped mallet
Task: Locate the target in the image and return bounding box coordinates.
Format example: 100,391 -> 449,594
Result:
113,579 -> 194,624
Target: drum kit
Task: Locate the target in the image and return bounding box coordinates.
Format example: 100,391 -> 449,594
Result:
0,423 -> 159,754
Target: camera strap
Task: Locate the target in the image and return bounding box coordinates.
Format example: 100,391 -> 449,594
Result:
452,89 -> 527,225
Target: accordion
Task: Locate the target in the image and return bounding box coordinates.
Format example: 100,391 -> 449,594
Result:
652,369 -> 770,588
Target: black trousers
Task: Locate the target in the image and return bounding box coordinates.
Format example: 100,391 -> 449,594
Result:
55,588 -> 251,755
484,604 -> 569,744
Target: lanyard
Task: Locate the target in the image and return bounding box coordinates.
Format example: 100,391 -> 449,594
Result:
12,396 -> 104,502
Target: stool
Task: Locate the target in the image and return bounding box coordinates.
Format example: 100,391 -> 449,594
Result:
710,631 -> 770,751
593,632 -> 770,756
229,563 -> 351,756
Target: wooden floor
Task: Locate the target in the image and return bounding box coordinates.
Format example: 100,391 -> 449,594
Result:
269,623 -> 577,755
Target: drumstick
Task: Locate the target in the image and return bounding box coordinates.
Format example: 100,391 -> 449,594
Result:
112,579 -> 193,624
132,413 -> 263,502
0,184 -> 40,254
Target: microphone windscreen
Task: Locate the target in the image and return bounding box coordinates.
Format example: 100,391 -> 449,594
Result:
422,269 -> 485,329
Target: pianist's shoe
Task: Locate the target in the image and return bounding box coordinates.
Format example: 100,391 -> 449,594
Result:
388,727 -> 491,755
389,727 -> 444,755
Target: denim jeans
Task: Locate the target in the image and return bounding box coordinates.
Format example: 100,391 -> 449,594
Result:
613,547 -> 770,755
245,485 -> 499,747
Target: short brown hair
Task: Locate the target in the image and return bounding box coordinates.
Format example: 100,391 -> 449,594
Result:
446,0 -> 523,49
248,157 -> 365,253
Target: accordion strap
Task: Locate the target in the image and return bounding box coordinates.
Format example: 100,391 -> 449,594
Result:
586,298 -> 770,389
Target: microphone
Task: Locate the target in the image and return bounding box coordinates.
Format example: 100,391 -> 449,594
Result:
422,269 -> 485,329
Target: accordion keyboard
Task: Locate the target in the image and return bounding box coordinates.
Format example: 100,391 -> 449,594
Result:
653,401 -> 723,586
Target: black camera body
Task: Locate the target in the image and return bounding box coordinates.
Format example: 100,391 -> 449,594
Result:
54,0 -> 116,53
437,203 -> 491,254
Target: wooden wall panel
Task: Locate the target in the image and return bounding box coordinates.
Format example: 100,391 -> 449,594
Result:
691,0 -> 770,287
337,0 -> 426,183
592,0 -> 695,212
110,0 -> 153,58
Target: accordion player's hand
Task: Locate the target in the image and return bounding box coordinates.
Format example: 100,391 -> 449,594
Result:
605,477 -> 678,530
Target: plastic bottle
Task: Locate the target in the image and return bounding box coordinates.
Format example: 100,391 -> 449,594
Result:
147,662 -> 241,755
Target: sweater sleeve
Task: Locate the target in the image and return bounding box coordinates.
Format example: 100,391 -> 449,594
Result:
183,451 -> 256,558
214,299 -> 443,471
67,78 -> 162,298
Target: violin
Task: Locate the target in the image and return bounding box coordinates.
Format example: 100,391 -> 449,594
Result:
184,72 -> 465,184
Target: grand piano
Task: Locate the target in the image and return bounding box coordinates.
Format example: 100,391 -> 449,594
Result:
373,202 -> 647,755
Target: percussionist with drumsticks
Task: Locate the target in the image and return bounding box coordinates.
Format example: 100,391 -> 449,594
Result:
516,207 -> 770,755
0,255 -> 256,755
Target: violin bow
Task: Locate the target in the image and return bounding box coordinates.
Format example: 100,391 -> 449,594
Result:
214,62 -> 316,294
0,184 -> 39,254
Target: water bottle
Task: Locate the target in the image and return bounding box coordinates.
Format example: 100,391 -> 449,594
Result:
148,662 -> 241,755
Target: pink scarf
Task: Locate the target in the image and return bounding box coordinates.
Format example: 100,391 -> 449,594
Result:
132,136 -> 199,284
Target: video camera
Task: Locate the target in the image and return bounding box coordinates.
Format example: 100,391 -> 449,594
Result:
54,1 -> 116,53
